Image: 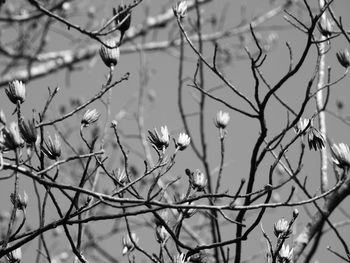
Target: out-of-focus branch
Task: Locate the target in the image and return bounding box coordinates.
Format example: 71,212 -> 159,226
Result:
0,0 -> 290,87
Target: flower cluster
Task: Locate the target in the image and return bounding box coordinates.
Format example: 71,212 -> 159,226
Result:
148,125 -> 190,152
278,244 -> 294,263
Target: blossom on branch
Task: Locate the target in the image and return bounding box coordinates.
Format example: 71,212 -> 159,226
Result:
42,133 -> 61,160
278,244 -> 293,263
0,122 -> 24,150
331,142 -> 350,169
273,218 -> 292,238
6,80 -> 26,105
214,110 -> 230,129
174,1 -> 187,19
19,118 -> 37,145
336,49 -> 350,68
176,133 -> 191,151
148,126 -> 170,151
81,109 -> 100,127
99,40 -> 120,69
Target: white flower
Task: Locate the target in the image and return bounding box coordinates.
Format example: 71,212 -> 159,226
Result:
6,80 -> 26,104
331,142 -> 350,169
148,125 -> 170,151
176,133 -> 191,151
273,218 -> 292,238
175,1 -> 187,18
279,244 -> 293,263
214,111 -> 230,129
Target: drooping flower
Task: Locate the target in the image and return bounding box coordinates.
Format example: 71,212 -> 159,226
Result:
336,49 -> 350,68
81,109 -> 100,127
155,225 -> 170,245
279,244 -> 293,263
175,1 -> 187,19
99,39 -> 120,68
273,218 -> 292,238
148,126 -> 170,151
318,18 -> 333,38
19,118 -> 37,145
307,127 -> 325,151
0,122 -> 24,150
331,142 -> 350,169
214,110 -> 230,129
176,133 -> 191,151
122,232 -> 139,255
6,80 -> 26,105
6,247 -> 22,263
191,169 -> 207,192
42,133 -> 61,160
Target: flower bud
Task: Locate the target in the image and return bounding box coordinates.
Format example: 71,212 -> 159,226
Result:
336,49 -> 350,68
214,110 -> 230,129
10,192 -> 28,211
174,253 -> 187,263
81,109 -> 100,127
176,133 -> 191,151
122,232 -> 139,255
6,80 -> 26,105
99,40 -> 120,68
19,118 -> 37,145
0,122 -> 24,150
191,169 -> 207,192
42,133 -> 61,160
